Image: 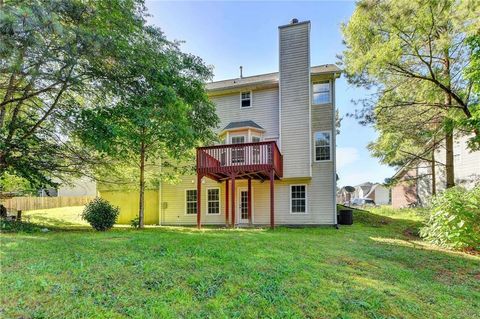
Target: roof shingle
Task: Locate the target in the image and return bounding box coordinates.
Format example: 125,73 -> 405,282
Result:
206,64 -> 341,92
223,120 -> 264,131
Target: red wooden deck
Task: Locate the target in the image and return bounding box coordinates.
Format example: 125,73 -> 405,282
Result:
196,141 -> 283,181
196,141 -> 283,229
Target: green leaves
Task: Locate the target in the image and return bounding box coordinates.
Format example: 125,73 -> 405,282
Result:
0,0 -> 156,187
74,6 -> 218,190
420,185 -> 480,250
341,0 -> 480,167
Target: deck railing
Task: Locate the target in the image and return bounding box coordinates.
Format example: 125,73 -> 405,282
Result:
197,141 -> 283,177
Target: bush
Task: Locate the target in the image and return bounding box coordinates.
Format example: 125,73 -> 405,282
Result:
130,216 -> 140,229
82,198 -> 119,231
420,186 -> 480,251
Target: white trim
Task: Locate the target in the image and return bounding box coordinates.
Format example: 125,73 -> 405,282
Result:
239,90 -> 252,109
237,186 -> 254,223
290,184 -> 308,214
278,28 -> 282,151
205,187 -> 221,215
332,79 -> 338,225
311,80 -> 332,105
308,23 -> 312,178
184,188 -> 197,215
313,130 -> 332,162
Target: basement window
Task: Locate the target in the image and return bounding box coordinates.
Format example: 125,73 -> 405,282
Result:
240,91 -> 252,108
290,185 -> 307,214
207,188 -> 220,215
185,189 -> 197,215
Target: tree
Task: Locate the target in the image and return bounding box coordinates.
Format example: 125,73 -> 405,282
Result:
341,0 -> 480,188
463,34 -> 480,149
0,0 -> 151,188
77,26 -> 218,228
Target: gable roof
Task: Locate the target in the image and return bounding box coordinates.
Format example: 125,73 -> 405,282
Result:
223,120 -> 264,131
206,64 -> 341,92
354,182 -> 374,195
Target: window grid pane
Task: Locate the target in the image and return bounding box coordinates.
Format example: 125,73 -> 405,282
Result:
315,132 -> 331,161
312,82 -> 330,104
241,91 -> 251,107
186,190 -> 197,214
291,186 -> 306,213
207,189 -> 220,215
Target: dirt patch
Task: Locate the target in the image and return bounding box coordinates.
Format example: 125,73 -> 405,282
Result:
402,227 -> 420,239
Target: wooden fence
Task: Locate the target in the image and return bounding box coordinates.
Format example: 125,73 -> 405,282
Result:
1,196 -> 96,211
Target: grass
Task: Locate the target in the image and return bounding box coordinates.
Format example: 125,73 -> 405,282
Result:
1,207 -> 479,318
22,206 -> 88,227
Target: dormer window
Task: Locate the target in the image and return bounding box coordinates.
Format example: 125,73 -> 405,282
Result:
240,91 -> 252,108
312,81 -> 331,105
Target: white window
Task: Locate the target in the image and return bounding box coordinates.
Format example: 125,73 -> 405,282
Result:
312,81 -> 331,105
231,136 -> 245,144
240,91 -> 252,108
290,185 -> 307,213
207,188 -> 220,215
185,189 -> 197,215
314,131 -> 331,161
251,136 -> 261,143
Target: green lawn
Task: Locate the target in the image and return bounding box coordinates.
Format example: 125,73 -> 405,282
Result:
23,206 -> 88,227
1,207 -> 479,318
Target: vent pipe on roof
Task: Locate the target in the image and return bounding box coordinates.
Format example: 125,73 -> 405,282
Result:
290,18 -> 299,24
239,66 -> 243,78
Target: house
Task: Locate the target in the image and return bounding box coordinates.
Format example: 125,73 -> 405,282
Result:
391,134 -> 480,208
39,177 -> 97,197
353,182 -> 390,205
101,19 -> 340,227
348,182 -> 390,205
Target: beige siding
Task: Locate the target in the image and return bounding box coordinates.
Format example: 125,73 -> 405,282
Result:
212,88 -> 279,139
160,177 -> 334,226
310,100 -> 335,224
279,22 -> 311,178
160,176 -> 225,225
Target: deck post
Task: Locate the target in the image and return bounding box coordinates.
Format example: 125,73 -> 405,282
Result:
247,178 -> 252,225
225,179 -> 229,227
269,170 -> 275,229
197,174 -> 202,229
231,174 -> 236,228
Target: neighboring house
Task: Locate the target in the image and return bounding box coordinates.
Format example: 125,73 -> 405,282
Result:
349,182 -> 390,205
57,178 -> 97,197
391,134 -> 480,208
39,177 -> 97,197
101,19 -> 340,227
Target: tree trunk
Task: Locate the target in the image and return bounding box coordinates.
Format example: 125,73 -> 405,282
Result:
431,150 -> 436,196
139,140 -> 145,228
444,51 -> 455,189
445,131 -> 455,188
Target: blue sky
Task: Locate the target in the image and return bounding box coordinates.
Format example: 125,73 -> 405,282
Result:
145,0 -> 396,187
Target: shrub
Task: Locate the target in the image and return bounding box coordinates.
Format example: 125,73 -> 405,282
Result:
420,186 -> 480,251
82,198 -> 119,231
130,216 -> 140,229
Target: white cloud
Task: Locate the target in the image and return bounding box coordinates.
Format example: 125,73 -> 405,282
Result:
336,147 -> 359,169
